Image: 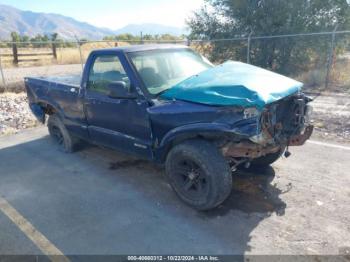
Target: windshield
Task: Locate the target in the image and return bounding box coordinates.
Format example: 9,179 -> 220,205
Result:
128,49 -> 213,95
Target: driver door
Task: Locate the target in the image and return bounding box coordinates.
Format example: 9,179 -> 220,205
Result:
84,53 -> 153,158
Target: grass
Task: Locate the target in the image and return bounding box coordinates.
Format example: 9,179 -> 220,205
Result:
297,57 -> 350,93
329,58 -> 350,91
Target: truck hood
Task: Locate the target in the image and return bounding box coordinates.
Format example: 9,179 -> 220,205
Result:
160,61 -> 303,110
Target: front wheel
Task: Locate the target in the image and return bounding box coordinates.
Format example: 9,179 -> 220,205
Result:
165,140 -> 232,210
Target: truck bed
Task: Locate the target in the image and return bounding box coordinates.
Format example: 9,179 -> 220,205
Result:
25,74 -> 82,123
25,74 -> 81,88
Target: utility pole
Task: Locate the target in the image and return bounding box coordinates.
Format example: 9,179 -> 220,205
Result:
74,35 -> 84,73
0,50 -> 7,91
325,24 -> 339,90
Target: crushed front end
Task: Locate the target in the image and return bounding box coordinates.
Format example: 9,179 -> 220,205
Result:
221,92 -> 314,166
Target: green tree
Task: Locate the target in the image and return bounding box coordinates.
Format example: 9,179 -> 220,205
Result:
188,0 -> 350,74
117,33 -> 140,41
51,33 -> 58,41
103,33 -> 185,43
10,32 -> 21,42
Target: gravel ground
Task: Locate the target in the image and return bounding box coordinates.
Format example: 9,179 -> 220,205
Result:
309,92 -> 350,142
0,93 -> 39,136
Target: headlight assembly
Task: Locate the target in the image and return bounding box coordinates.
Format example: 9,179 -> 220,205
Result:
243,107 -> 259,119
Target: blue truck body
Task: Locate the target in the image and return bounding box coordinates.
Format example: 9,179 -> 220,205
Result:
25,44 -> 313,164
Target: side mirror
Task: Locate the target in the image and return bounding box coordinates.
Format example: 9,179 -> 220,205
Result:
107,81 -> 137,99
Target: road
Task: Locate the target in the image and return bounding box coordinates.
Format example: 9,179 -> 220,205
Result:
0,127 -> 349,256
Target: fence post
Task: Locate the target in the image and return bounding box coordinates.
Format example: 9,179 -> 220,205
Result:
75,36 -> 84,72
52,42 -> 57,60
12,43 -> 18,65
247,31 -> 253,64
0,49 -> 7,92
325,25 -> 338,89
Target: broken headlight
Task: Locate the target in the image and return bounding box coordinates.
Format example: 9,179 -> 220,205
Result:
304,105 -> 313,124
243,107 -> 260,119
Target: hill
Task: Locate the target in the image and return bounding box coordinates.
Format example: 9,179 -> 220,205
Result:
0,4 -> 115,40
0,4 -> 185,40
114,23 -> 186,36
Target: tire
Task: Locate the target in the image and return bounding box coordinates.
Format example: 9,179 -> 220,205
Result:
250,147 -> 285,168
47,114 -> 79,153
165,139 -> 232,211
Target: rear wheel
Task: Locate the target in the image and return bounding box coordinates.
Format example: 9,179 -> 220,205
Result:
48,114 -> 79,153
165,140 -> 232,210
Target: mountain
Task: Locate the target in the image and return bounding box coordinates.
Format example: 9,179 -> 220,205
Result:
114,23 -> 186,36
0,4 -> 114,40
0,4 -> 186,40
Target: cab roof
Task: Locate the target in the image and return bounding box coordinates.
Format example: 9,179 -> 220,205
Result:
91,44 -> 189,54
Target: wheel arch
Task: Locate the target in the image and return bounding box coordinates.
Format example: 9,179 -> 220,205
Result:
30,100 -> 64,123
155,123 -> 236,163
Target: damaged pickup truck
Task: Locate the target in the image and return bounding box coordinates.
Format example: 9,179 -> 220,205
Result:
25,44 -> 313,210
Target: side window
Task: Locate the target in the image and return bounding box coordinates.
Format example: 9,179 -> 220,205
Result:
87,55 -> 131,94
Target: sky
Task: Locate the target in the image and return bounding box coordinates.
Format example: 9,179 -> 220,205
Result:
0,0 -> 204,29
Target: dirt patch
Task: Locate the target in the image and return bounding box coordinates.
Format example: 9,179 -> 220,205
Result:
308,92 -> 350,143
311,114 -> 350,142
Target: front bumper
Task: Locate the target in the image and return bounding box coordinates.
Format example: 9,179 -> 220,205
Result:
288,125 -> 314,146
221,141 -> 281,159
221,124 -> 313,159
220,92 -> 314,160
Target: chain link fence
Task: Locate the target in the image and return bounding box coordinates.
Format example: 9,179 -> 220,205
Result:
0,30 -> 350,93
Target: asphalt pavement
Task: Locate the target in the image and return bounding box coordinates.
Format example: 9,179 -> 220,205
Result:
0,127 -> 349,256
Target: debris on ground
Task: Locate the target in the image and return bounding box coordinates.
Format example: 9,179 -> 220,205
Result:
0,93 -> 39,136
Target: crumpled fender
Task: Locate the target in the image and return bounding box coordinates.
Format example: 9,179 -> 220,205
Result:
154,122 -> 230,162
154,119 -> 260,162
159,118 -> 260,148
159,122 -> 231,148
